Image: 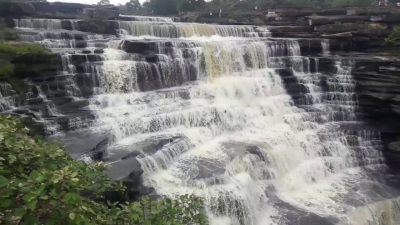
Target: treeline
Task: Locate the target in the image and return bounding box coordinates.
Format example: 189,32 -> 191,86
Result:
116,0 -> 373,15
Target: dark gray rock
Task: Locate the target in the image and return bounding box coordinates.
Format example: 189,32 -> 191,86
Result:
10,2 -> 35,15
84,8 -> 119,19
94,49 -> 104,54
308,16 -> 369,26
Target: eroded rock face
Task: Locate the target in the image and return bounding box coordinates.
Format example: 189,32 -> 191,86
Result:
350,55 -> 400,171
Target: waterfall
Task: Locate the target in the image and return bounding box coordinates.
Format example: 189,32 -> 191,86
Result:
12,17 -> 400,225
120,15 -> 174,22
117,21 -> 270,38
322,39 -> 330,55
84,36 -> 389,224
14,19 -> 62,29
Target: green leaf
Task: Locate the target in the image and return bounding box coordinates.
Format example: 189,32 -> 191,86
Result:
23,193 -> 35,202
0,175 -> 8,187
70,172 -> 78,177
28,200 -> 38,210
1,199 -> 12,208
9,154 -> 16,164
29,170 -> 39,179
14,208 -> 26,217
69,212 -> 75,220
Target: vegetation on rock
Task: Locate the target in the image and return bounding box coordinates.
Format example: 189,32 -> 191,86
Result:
0,43 -> 48,55
0,22 -> 52,92
0,116 -> 208,224
78,18 -> 111,34
385,28 -> 400,47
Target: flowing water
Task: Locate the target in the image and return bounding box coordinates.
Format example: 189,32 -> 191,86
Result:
8,18 -> 400,225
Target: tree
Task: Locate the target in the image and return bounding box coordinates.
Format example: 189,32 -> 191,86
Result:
126,0 -> 141,10
97,0 -> 110,5
149,0 -> 177,15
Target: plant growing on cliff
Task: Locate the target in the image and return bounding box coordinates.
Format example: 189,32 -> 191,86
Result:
385,28 -> 400,47
0,116 -> 208,224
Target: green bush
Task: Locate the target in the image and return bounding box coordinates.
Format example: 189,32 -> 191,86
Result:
228,19 -> 238,23
78,18 -> 111,34
0,22 -> 16,41
0,116 -> 208,225
253,18 -> 265,26
0,61 -> 14,79
385,28 -> 400,47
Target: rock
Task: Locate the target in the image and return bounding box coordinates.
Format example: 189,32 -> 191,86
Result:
121,40 -> 158,55
316,9 -> 347,16
314,23 -> 362,33
321,32 -> 353,39
10,2 -> 35,15
268,26 -> 313,33
308,16 -> 369,26
94,49 -> 104,54
80,137 -> 111,161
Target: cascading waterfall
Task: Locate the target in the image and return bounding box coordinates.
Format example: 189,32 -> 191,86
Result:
118,21 -> 270,38
12,16 -> 400,225
85,34 -> 390,224
14,19 -> 62,29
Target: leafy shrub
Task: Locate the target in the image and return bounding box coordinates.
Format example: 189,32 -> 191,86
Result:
253,18 -> 265,26
0,116 -> 208,225
0,61 -> 14,79
0,43 -> 49,54
0,21 -> 16,41
229,19 -> 238,23
78,18 -> 111,34
385,28 -> 400,47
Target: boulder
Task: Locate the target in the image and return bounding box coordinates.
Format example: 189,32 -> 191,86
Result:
321,32 -> 353,39
94,49 -> 104,54
314,23 -> 362,33
308,16 -> 369,26
268,26 -> 313,33
316,9 -> 347,16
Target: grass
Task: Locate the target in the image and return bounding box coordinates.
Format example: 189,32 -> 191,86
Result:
0,42 -> 49,54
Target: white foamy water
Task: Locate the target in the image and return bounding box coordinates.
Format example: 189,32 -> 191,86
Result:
84,36 -> 388,224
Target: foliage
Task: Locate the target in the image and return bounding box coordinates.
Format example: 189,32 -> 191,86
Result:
229,19 -> 238,23
126,0 -> 141,10
149,0 -> 177,15
253,18 -> 265,26
0,60 -> 14,79
0,21 -> 16,41
79,18 -> 111,34
0,116 -> 208,225
97,0 -> 110,5
385,28 -> 400,47
0,43 -> 49,54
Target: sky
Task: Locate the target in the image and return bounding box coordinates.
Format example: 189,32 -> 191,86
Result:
48,0 -> 145,5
